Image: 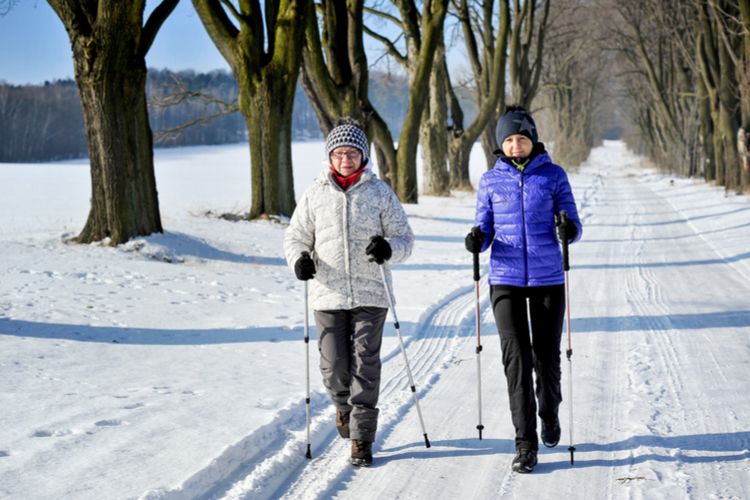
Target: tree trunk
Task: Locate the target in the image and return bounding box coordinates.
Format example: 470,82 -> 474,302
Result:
479,121 -> 499,170
509,0 -> 550,108
448,0 -> 509,185
240,83 -> 296,219
47,0 -> 176,245
698,76 -> 716,181
420,41 -> 450,196
192,0 -> 306,219
76,68 -> 162,244
393,0 -> 450,204
299,0 -> 396,187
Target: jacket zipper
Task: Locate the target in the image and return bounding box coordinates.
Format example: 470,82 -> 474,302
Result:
520,171 -> 529,286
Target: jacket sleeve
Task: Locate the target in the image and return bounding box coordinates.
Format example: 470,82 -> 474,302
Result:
380,185 -> 415,264
474,174 -> 496,253
554,168 -> 583,244
283,187 -> 316,270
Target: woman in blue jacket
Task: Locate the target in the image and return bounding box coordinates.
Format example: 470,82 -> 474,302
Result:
465,105 -> 582,474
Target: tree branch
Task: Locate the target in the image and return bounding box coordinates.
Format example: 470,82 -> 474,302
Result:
140,0 -> 180,57
363,6 -> 402,28
363,25 -> 408,67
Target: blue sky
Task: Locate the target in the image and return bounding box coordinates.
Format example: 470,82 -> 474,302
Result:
0,1 -> 232,85
0,1 -> 424,87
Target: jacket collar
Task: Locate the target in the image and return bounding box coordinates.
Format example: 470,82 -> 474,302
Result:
493,142 -> 550,174
319,166 -> 375,191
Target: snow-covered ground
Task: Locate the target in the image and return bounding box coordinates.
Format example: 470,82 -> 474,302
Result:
1,141 -> 750,500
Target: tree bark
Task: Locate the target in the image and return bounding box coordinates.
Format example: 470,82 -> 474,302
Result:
47,0 -> 177,245
192,0 -> 306,219
509,0 -> 550,108
420,41 -> 450,196
364,0 -> 449,203
448,0 -> 510,183
299,0 -> 396,187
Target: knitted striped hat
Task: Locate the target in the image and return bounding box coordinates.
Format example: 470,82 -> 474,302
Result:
325,119 -> 369,165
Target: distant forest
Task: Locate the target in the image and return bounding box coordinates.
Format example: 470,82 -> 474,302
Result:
0,69 -> 470,163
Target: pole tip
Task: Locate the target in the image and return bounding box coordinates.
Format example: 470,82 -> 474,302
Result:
424,434 -> 431,448
568,446 -> 575,465
306,445 -> 312,459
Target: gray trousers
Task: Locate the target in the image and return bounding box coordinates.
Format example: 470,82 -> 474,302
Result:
314,306 -> 388,442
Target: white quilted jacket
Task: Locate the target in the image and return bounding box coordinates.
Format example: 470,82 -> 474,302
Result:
284,168 -> 414,311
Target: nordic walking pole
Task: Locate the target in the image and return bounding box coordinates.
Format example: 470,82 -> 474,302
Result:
378,264 -> 431,448
472,227 -> 484,440
302,253 -> 312,459
559,211 -> 576,465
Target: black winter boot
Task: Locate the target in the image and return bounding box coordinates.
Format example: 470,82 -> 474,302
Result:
336,410 -> 351,439
512,448 -> 537,473
351,440 -> 373,467
541,416 -> 561,448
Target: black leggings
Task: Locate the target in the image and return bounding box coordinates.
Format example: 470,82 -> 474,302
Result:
490,284 -> 565,451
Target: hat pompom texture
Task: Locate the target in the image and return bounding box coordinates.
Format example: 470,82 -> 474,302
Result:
325,124 -> 369,165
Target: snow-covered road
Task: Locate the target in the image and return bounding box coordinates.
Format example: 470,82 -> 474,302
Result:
2,141 -> 749,499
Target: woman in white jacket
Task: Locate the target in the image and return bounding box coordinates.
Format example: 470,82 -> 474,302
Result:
284,118 -> 414,467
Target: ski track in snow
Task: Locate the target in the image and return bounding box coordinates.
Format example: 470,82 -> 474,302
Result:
142,146 -> 750,500
6,142 -> 750,499
138,276 -> 492,500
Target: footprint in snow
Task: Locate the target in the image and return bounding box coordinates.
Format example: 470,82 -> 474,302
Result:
95,419 -> 129,427
123,403 -> 144,410
0,451 -> 9,457
31,429 -> 76,438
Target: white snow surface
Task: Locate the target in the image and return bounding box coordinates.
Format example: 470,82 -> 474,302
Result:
2,141 -> 750,499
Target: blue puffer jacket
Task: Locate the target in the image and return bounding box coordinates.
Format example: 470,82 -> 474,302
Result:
474,148 -> 582,287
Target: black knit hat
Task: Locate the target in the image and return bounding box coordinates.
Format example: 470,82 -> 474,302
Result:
325,118 -> 369,165
495,105 -> 538,147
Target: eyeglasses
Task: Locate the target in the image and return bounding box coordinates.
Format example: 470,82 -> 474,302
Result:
330,150 -> 362,160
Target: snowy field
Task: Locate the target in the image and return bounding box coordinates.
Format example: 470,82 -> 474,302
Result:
1,141 -> 750,499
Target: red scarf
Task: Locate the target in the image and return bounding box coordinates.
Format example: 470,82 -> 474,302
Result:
332,165 -> 366,190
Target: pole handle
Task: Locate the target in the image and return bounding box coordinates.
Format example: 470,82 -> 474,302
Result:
559,211 -> 570,272
471,227 -> 482,282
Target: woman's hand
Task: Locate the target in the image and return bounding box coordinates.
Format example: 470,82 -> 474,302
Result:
366,236 -> 392,264
465,227 -> 484,253
295,252 -> 316,280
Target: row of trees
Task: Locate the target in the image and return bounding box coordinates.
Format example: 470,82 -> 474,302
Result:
31,0 -> 623,245
0,68 -> 420,162
606,0 -> 750,192
0,80 -> 86,162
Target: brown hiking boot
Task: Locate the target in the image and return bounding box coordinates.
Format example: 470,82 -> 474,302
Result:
336,410 -> 351,439
351,440 -> 373,467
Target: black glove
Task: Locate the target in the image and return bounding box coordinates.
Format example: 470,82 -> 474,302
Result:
465,226 -> 484,253
294,252 -> 316,281
365,235 -> 392,264
556,217 -> 578,243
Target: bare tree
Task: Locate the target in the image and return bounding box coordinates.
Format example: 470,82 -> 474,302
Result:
299,0 -> 398,188
508,0 -> 551,108
47,0 -> 179,244
364,0 -> 450,203
191,0 -> 308,219
447,0 -> 510,181
542,0 -> 608,168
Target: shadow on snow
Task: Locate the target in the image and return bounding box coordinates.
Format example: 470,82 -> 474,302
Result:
3,309 -> 748,345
